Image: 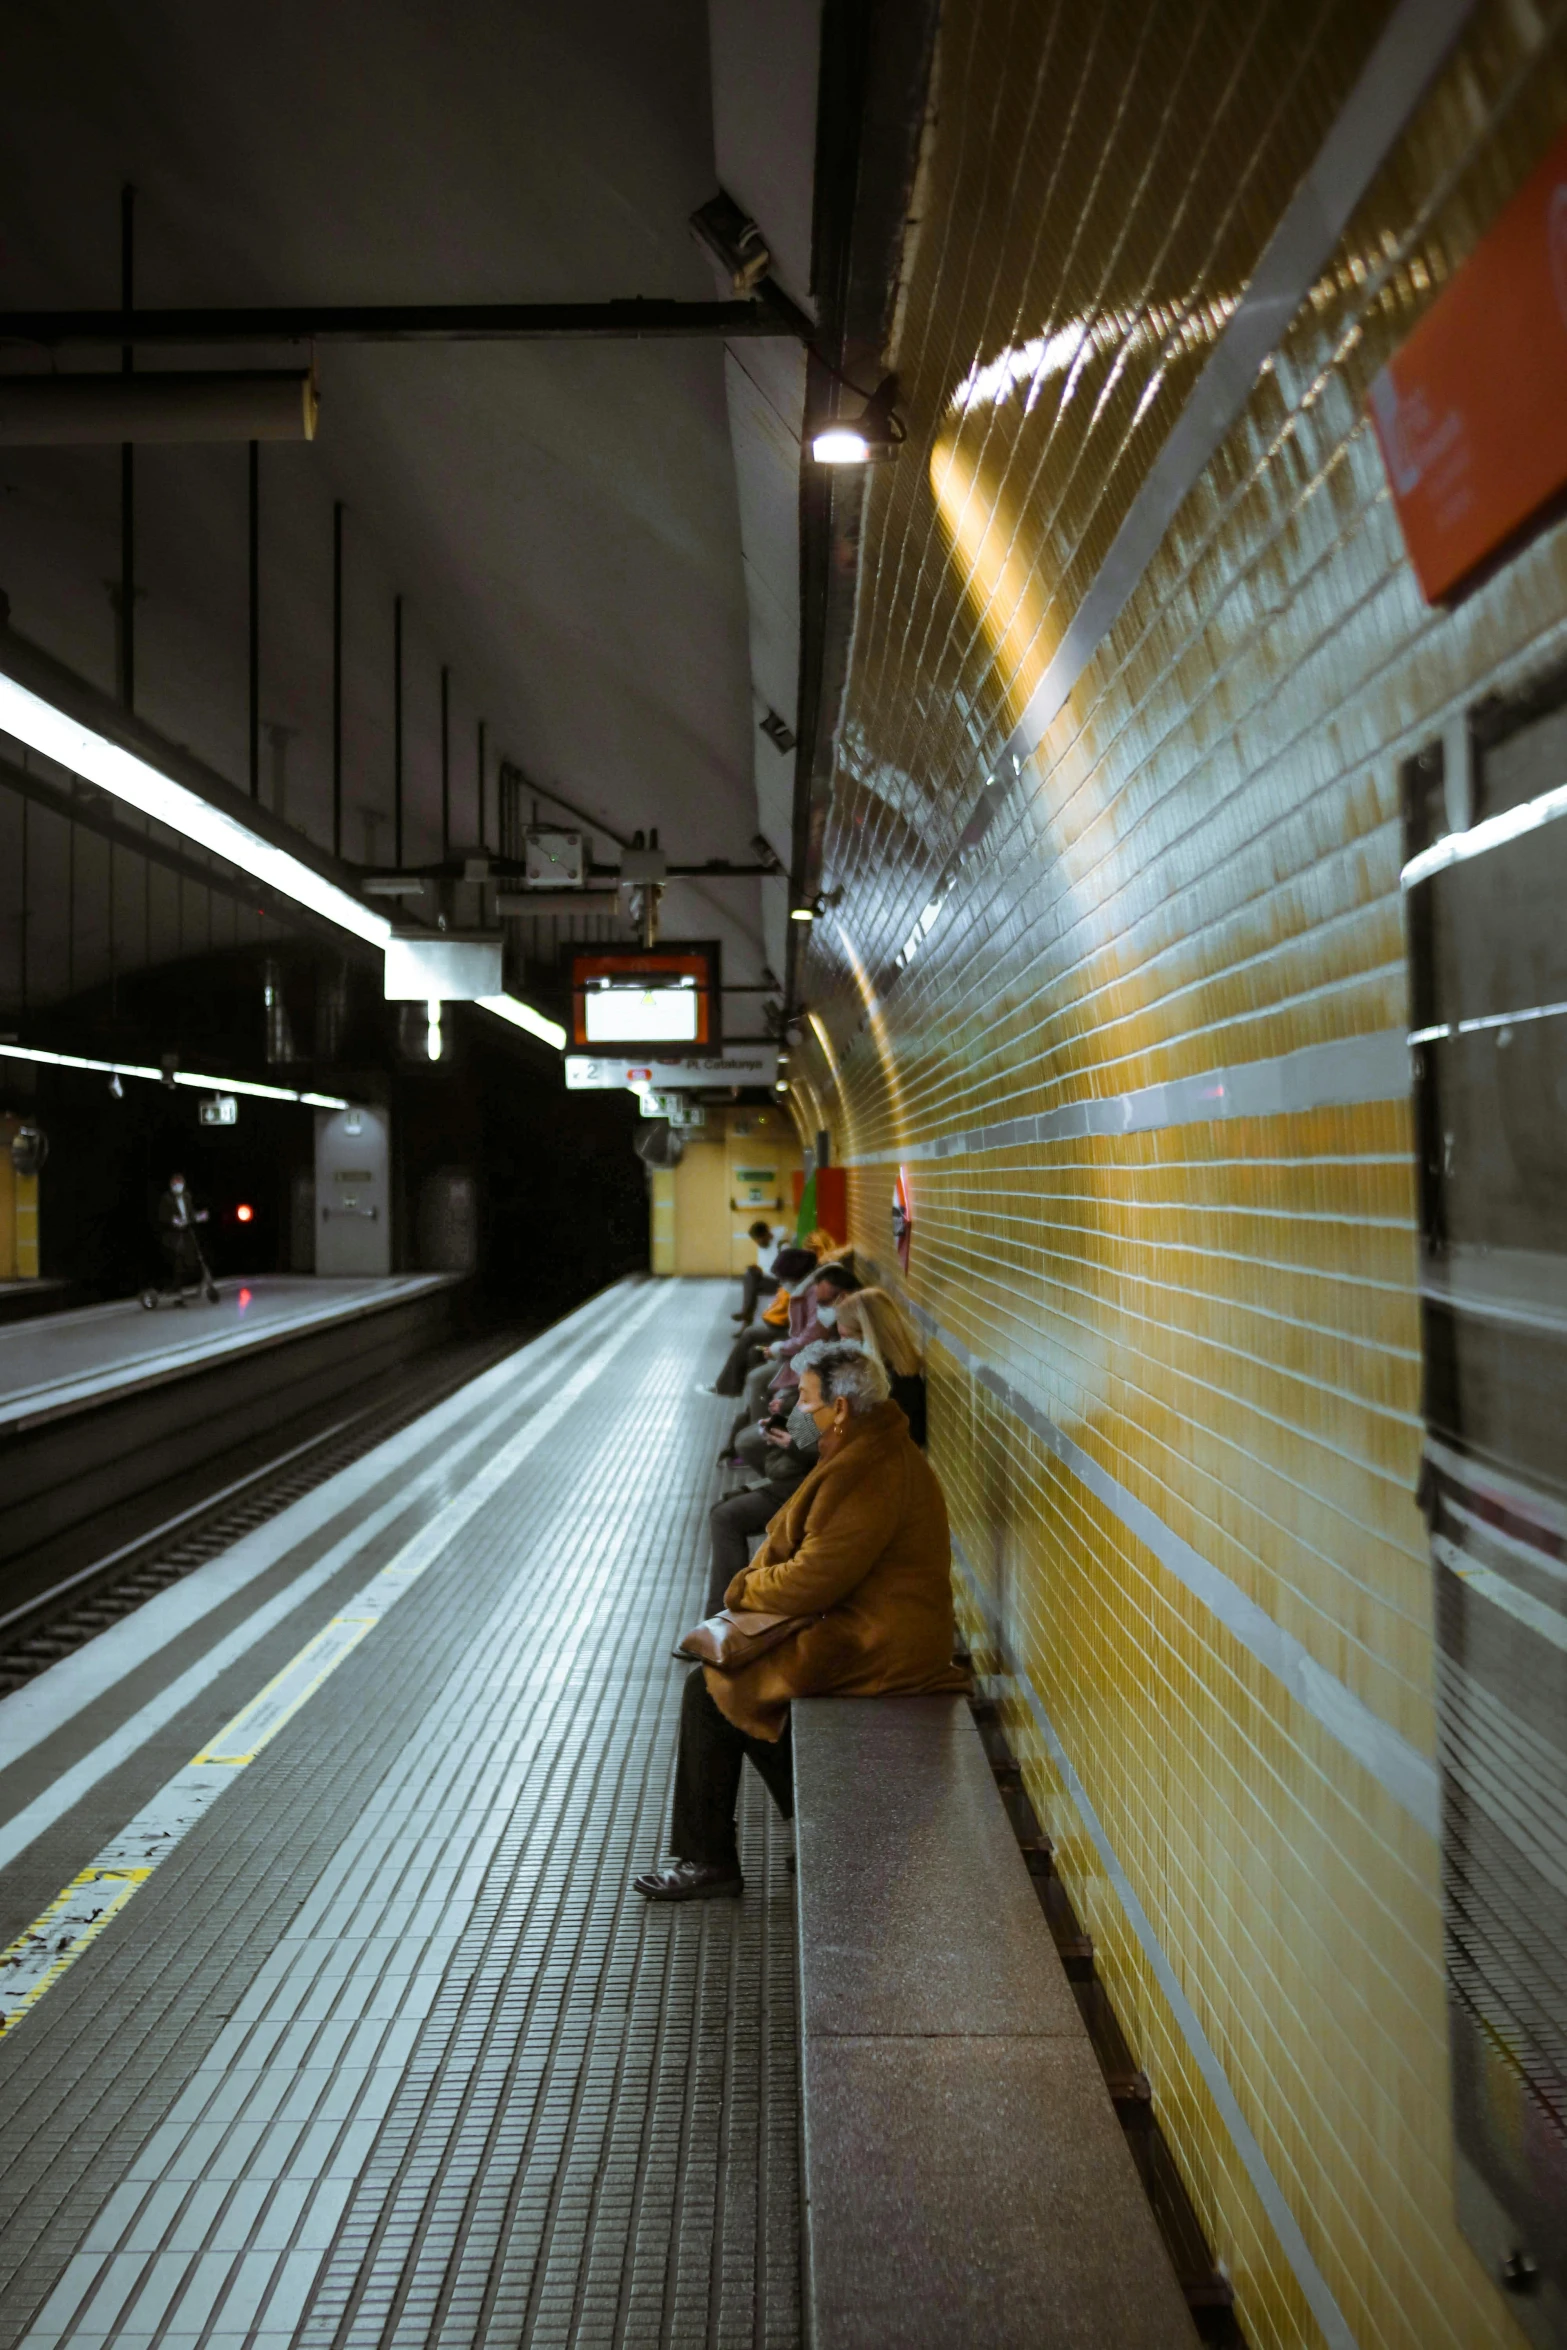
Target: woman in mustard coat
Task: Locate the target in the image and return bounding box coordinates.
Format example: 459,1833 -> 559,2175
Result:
636,1340 -> 967,1902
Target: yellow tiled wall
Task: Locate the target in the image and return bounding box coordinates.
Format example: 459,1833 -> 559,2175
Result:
792,6 -> 1567,2346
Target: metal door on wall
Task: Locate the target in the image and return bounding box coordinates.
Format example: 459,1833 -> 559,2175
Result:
314,1106 -> 391,1277
1403,676 -> 1567,2344
672,1139 -> 729,1275
724,1108 -> 799,1274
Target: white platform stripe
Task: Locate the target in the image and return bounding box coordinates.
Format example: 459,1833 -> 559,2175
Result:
0,1279 -> 631,1782
11,1283 -> 753,2350
0,1285 -> 665,2042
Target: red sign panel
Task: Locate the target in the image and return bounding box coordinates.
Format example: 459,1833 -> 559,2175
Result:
1369,125 -> 1567,604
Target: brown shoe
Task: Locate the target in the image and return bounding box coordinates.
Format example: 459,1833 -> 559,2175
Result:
633,1860 -> 743,1902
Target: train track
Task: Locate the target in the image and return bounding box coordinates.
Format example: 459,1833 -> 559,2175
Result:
0,1326 -> 531,1695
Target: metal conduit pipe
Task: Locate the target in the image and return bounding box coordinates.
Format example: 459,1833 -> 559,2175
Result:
0,369 -> 317,443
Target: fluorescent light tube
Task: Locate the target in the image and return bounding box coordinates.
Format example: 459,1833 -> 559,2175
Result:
0,1040 -> 348,1109
476,994 -> 567,1051
1401,775 -> 1567,888
0,671 -> 391,948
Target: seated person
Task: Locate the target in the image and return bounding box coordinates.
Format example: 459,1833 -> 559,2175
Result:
636,1341 -> 968,1902
707,1323 -> 885,1608
705,1245 -> 817,1399
735,1219 -> 788,1323
835,1285 -> 927,1447
730,1260 -> 861,1474
704,1377 -> 824,1613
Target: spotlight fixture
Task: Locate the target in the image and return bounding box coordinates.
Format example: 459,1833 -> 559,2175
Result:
809,375 -> 904,467
790,905 -> 815,924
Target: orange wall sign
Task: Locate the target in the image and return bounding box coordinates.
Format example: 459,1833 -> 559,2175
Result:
1370,125 -> 1567,604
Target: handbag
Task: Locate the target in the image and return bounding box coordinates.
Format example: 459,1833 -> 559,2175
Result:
675,1608 -> 808,1672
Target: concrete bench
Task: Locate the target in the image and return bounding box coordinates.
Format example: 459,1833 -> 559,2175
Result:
792,1696 -> 1197,2349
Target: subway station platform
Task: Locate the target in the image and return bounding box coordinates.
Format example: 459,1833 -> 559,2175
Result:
0,1279 -> 456,1436
0,1278 -> 799,2350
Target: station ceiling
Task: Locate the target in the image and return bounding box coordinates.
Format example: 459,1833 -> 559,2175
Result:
0,1 -> 827,1009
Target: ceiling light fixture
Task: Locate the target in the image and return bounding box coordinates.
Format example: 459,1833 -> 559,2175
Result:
0,668 -> 391,949
0,1040 -> 347,1109
809,375 -> 904,467
476,994 -> 568,1052
790,905 -> 815,923
426,998 -> 443,1062
0,640 -> 564,1056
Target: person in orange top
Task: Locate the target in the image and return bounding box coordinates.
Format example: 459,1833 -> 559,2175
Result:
636,1340 -> 967,1902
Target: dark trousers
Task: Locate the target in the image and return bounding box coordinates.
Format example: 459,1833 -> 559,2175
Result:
671,1668 -> 793,1868
707,1484 -> 780,1612
161,1232 -> 200,1290
714,1323 -> 770,1397
738,1264 -> 772,1321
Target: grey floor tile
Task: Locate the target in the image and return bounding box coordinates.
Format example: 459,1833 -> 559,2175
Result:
0,1286 -> 800,2349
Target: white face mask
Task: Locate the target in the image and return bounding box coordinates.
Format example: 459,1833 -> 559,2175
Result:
816,1303 -> 838,1328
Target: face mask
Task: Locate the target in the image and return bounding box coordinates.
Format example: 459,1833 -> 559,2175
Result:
786,1405 -> 820,1450
815,1303 -> 838,1328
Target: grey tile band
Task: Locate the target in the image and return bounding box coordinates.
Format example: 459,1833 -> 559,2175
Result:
949,1540 -> 1360,2350
839,1025 -> 1410,1167
916,1303 -> 1439,1838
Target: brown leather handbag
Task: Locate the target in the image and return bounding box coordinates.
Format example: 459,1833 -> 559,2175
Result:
675,1608 -> 807,1672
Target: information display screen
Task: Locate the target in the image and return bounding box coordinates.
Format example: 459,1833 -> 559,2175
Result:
583,985 -> 699,1044
569,944 -> 720,1052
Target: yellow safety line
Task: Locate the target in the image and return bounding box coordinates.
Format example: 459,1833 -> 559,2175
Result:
0,1290 -> 658,2042
0,1868 -> 151,2038
0,1613 -> 381,2035
192,1613 -> 377,1765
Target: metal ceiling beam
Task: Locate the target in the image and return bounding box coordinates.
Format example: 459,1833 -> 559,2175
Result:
0,292 -> 815,349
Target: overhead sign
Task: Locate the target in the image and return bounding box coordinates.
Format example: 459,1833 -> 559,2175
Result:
565,1049 -> 776,1091
1369,124 -> 1567,604
383,933 -> 503,1000
199,1094 -> 239,1126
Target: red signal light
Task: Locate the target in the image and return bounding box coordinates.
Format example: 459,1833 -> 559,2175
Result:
236,1202 -> 255,1223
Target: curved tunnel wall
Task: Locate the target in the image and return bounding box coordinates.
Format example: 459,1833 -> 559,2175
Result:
790,8 -> 1567,2348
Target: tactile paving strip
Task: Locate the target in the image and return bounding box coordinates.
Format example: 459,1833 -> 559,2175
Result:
0,1281 -> 799,2349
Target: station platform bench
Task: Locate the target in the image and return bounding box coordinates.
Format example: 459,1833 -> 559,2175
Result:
792,1695 -> 1197,2349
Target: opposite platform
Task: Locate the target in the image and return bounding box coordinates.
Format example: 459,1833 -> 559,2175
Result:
0,1278 -> 456,1435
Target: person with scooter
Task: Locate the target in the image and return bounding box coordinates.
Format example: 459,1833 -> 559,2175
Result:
148,1171 -> 219,1307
